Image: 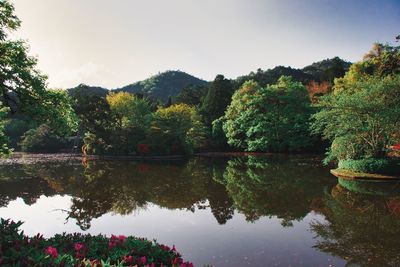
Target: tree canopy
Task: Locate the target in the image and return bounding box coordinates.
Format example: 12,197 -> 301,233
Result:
223,76 -> 315,152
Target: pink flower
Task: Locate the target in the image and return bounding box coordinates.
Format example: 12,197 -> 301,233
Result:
123,255 -> 134,264
172,245 -> 176,252
44,246 -> 58,258
74,242 -> 85,251
138,256 -> 147,264
118,235 -> 126,242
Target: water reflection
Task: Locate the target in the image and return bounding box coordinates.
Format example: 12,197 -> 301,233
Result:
1,155 -> 400,266
311,184 -> 400,267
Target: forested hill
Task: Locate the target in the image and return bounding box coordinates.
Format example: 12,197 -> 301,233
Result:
234,57 -> 351,88
67,57 -> 351,101
114,70 -> 208,102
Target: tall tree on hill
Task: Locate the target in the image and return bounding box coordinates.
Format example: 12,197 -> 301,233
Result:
200,75 -> 234,126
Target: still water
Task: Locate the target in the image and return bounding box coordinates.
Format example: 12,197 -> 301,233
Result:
1,154 -> 400,266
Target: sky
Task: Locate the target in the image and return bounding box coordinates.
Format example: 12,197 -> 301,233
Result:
10,0 -> 400,89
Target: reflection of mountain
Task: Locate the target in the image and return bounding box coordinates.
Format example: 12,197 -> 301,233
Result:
219,156 -> 335,226
311,184 -> 400,267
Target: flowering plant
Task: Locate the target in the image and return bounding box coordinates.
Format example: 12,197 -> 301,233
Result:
0,218 -> 194,267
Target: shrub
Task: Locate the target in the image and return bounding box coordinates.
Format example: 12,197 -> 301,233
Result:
338,158 -> 400,175
19,124 -> 68,152
0,218 -> 193,266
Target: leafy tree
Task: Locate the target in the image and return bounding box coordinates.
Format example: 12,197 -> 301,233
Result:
0,105 -> 11,155
334,42 -> 400,95
84,92 -> 152,155
149,104 -> 205,154
223,76 -> 315,152
19,124 -> 67,152
200,75 -> 234,126
0,1 -> 47,116
311,75 -> 400,162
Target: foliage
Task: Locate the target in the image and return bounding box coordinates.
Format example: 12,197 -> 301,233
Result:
311,75 -> 400,162
175,84 -> 207,106
0,105 -> 11,156
19,124 -> 68,152
149,104 -> 205,155
302,57 -> 351,83
0,1 -> 47,116
0,218 -> 193,266
338,158 -> 400,175
223,77 -> 315,152
200,75 -> 234,126
334,42 -> 400,95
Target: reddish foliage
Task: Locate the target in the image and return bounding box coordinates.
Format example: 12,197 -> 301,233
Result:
137,144 -> 150,155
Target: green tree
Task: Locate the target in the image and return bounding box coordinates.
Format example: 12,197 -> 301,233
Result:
223,76 -> 315,152
311,75 -> 400,162
0,1 -> 47,115
0,105 -> 11,155
149,104 -> 205,154
200,75 -> 234,126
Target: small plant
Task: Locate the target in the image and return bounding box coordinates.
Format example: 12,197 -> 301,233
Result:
0,218 -> 194,266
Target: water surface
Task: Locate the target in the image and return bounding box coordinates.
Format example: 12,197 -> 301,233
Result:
1,154 -> 400,266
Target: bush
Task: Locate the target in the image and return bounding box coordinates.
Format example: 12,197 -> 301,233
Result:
19,124 -> 68,152
0,218 -> 193,267
338,158 -> 400,175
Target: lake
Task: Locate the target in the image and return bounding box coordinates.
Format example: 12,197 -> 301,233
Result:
1,154 -> 400,266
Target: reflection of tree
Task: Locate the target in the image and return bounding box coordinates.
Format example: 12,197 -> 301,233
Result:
0,165 -> 55,207
0,158 -> 235,230
311,185 -> 400,266
221,156 -> 334,226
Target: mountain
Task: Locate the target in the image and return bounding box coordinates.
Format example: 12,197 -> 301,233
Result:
115,70 -> 208,102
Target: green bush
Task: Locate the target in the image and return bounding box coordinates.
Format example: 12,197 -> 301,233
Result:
338,158 -> 400,175
19,124 -> 68,152
0,218 -> 193,266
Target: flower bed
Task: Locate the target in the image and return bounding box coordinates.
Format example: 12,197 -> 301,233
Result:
0,218 -> 193,267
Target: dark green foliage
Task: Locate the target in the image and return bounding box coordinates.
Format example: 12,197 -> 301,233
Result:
0,218 -> 193,266
200,75 -> 234,126
19,124 -> 68,152
235,58 -> 351,91
338,158 -> 400,175
175,84 -> 207,106
4,117 -> 33,148
116,70 -> 207,102
235,66 -> 313,89
302,57 -> 351,83
67,83 -> 108,98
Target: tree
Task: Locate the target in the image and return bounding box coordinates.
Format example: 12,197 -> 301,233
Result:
311,75 -> 400,162
223,76 -> 315,152
0,1 -> 47,115
0,1 -> 79,153
102,92 -> 152,154
149,104 -> 205,154
0,105 -> 11,155
200,75 -> 234,126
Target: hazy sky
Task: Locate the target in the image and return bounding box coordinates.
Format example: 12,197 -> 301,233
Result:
10,0 -> 400,89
